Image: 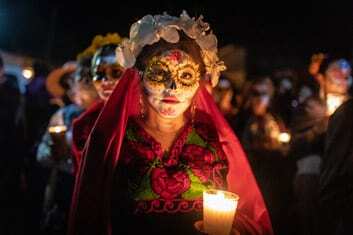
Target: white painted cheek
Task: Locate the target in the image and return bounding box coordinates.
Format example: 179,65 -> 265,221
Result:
143,79 -> 199,118
158,88 -> 197,118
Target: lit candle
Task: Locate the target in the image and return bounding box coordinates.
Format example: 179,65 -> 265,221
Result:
278,132 -> 291,144
48,125 -> 67,134
203,189 -> 239,235
326,93 -> 345,116
22,67 -> 34,80
48,125 -> 68,148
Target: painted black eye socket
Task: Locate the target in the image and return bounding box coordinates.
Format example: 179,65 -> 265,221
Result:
180,72 -> 192,80
177,67 -> 199,87
93,68 -> 123,82
111,69 -> 123,79
93,72 -> 105,82
154,68 -> 168,79
146,66 -> 169,82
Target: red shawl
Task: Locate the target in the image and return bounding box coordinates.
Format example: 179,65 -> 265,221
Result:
68,69 -> 273,235
71,100 -> 104,175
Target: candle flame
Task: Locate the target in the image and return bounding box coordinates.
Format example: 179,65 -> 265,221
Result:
204,190 -> 239,212
22,67 -> 34,80
48,125 -> 67,133
326,93 -> 345,116
278,132 -> 291,143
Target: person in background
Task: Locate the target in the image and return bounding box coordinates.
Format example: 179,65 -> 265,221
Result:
289,57 -> 352,235
0,53 -> 26,235
296,53 -> 325,105
212,76 -> 237,122
24,60 -> 53,154
319,98 -> 353,235
36,60 -> 99,235
71,33 -> 124,175
271,68 -> 298,126
233,75 -> 291,234
233,76 -> 287,154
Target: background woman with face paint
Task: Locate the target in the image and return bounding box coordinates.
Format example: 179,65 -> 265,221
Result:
233,76 -> 287,152
36,58 -> 99,234
70,33 -> 125,175
288,57 -> 352,235
91,44 -> 125,101
68,12 -> 273,235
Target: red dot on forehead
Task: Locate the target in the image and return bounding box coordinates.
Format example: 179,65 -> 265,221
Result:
165,50 -> 183,62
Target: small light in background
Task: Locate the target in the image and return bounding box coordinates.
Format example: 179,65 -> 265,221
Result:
22,67 -> 34,80
278,132 -> 291,143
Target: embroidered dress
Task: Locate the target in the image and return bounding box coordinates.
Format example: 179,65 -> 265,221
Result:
112,118 -> 227,234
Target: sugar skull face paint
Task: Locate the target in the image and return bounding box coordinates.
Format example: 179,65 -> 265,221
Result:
325,59 -> 352,95
142,49 -> 201,118
92,54 -> 125,100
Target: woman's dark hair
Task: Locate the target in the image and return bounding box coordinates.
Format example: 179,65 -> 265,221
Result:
135,31 -> 205,75
318,56 -> 344,75
75,56 -> 93,84
92,44 -> 118,64
59,72 -> 75,91
91,43 -> 119,74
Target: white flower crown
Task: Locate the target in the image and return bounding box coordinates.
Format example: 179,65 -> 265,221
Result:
116,10 -> 226,87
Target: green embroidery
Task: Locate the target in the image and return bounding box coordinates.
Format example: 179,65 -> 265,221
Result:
186,129 -> 218,157
127,126 -> 221,201
130,158 -> 160,200
186,129 -> 208,147
133,173 -> 159,200
182,169 -> 209,200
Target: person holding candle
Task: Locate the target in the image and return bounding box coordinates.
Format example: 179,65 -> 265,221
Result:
232,76 -> 290,234
36,59 -> 99,234
68,11 -> 273,235
70,33 -> 125,175
289,57 -> 352,234
318,98 -> 353,234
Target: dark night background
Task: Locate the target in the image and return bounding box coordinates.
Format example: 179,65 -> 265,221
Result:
0,0 -> 352,70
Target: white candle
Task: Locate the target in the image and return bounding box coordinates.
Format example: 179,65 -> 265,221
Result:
203,189 -> 239,235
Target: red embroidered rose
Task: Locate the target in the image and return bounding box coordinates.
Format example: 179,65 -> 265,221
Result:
151,168 -> 190,199
182,144 -> 215,182
183,144 -> 215,165
191,167 -> 212,183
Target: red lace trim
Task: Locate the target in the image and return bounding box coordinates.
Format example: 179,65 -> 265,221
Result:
134,199 -> 203,214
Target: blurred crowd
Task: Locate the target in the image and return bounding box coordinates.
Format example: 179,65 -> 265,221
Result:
0,32 -> 352,235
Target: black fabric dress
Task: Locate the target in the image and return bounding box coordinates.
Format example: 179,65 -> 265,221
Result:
319,98 -> 353,235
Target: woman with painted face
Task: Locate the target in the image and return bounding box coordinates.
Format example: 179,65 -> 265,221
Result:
233,76 -> 287,153
71,34 -> 125,174
289,57 -> 352,235
68,12 -> 272,235
91,44 -> 125,101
